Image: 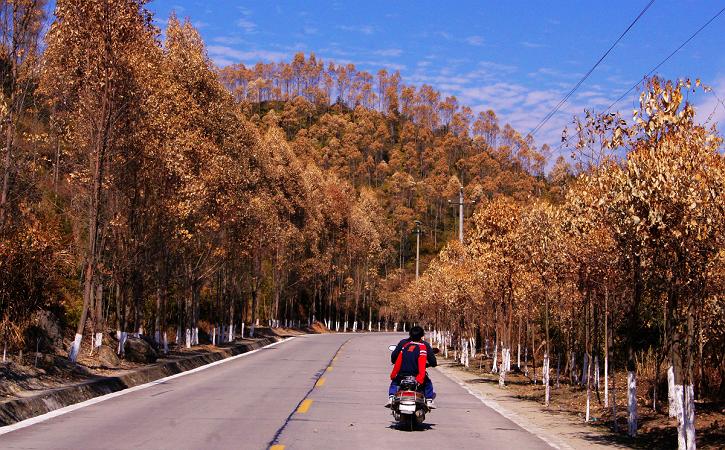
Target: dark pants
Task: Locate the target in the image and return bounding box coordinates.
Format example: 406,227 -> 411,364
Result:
389,376 -> 435,399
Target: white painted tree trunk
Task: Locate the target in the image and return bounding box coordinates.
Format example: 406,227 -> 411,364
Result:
668,365 -> 677,418
121,332 -> 128,355
175,327 -> 181,344
627,371 -> 637,437
492,342 -> 499,373
185,329 -> 191,348
517,344 -> 521,368
586,386 -> 591,422
163,332 -> 168,354
69,333 -> 82,362
594,356 -> 600,390
94,332 -> 103,349
681,384 -> 696,450
240,323 -> 245,339
586,356 -> 592,422
675,383 -> 685,448
524,347 -> 528,377
498,349 -> 507,387
604,355 -> 609,407
543,354 -> 550,406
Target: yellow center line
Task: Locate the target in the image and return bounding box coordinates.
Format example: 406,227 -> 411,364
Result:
297,399 -> 314,413
315,377 -> 326,387
326,366 -> 333,372
269,445 -> 285,450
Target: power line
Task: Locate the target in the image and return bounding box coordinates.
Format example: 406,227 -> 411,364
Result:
555,5 -> 725,157
526,0 -> 656,140
603,5 -> 725,114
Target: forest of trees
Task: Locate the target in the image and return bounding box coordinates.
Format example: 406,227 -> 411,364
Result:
392,79 -> 724,449
1,2 -> 722,448
0,0 -> 546,361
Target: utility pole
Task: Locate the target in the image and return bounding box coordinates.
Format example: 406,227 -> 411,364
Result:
448,187 -> 475,243
413,220 -> 422,280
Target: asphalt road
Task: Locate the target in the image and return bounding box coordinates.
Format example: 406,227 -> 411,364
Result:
1,333 -> 552,449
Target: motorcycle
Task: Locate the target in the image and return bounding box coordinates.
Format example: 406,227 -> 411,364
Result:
387,344 -> 439,431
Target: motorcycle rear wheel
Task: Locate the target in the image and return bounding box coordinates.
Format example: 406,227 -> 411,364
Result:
399,414 -> 415,431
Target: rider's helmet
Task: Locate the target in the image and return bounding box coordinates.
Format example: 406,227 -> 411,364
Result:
409,325 -> 425,341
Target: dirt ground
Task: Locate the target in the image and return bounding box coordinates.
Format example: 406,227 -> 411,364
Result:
438,353 -> 724,450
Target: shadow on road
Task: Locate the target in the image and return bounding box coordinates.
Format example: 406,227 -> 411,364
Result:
387,422 -> 436,432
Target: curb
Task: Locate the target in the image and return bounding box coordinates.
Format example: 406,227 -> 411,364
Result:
0,336 -> 282,426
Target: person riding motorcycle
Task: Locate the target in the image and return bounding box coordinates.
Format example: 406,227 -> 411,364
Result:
386,325 -> 437,408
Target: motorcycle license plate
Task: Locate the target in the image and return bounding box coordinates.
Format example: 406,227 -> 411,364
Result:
399,404 -> 416,413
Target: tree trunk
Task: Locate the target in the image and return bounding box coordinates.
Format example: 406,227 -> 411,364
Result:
544,290 -> 550,404
70,80 -> 112,361
0,107 -> 16,225
93,283 -> 103,349
604,286 -> 610,408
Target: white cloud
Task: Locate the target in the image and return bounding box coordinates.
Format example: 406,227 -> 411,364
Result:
206,45 -> 288,66
212,35 -> 244,45
237,17 -> 257,33
465,35 -> 485,46
373,48 -> 403,57
337,24 -> 375,35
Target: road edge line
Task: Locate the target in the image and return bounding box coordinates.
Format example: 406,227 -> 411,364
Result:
0,337 -> 295,436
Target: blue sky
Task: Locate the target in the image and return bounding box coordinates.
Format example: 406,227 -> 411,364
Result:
148,0 -> 725,153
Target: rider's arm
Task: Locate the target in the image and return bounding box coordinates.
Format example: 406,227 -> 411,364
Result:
391,339 -> 406,364
390,351 -> 404,380
425,341 -> 437,367
416,346 -> 427,384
